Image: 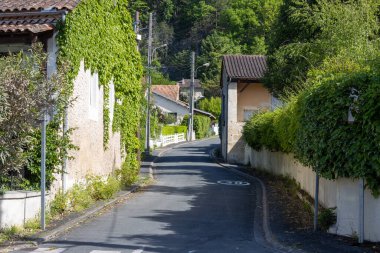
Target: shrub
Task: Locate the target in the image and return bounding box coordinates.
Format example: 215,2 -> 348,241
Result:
68,184 -> 94,212
243,57 -> 380,195
318,208 -> 337,231
161,125 -> 188,136
243,111 -> 279,151
193,115 -> 211,139
162,126 -> 176,136
86,175 -> 120,201
119,159 -> 139,187
0,44 -> 72,189
198,97 -> 221,119
50,191 -> 69,216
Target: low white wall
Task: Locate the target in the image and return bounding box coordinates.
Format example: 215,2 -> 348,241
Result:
0,191 -> 47,228
245,145 -> 380,242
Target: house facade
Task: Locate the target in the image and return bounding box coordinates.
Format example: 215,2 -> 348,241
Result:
152,84 -> 215,125
0,1 -> 122,194
177,79 -> 204,101
221,55 -> 273,164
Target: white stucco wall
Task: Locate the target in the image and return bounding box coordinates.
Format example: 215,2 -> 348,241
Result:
0,191 -> 45,228
152,93 -> 189,124
245,145 -> 380,242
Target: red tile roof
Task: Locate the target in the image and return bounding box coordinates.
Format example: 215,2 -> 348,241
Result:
0,12 -> 61,33
0,0 -> 80,12
223,55 -> 267,80
0,0 -> 80,33
151,85 -> 180,101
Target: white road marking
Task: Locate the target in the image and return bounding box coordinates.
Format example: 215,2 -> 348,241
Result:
217,180 -> 250,186
90,251 -> 121,253
131,250 -> 144,253
32,248 -> 66,253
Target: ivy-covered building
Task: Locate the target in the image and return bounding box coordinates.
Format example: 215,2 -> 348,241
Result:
0,0 -> 142,211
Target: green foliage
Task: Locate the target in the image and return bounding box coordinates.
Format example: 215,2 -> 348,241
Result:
243,111 -> 279,151
265,0 -> 380,96
0,44 -> 74,190
133,0 -> 282,90
197,97 -> 221,119
161,125 -> 188,136
86,175 -> 120,201
58,0 -> 143,185
49,191 -> 70,216
50,174 -> 120,216
69,184 -> 94,212
243,54 -> 380,195
24,118 -> 78,190
120,159 -> 139,187
318,208 -> 337,231
193,115 -> 211,139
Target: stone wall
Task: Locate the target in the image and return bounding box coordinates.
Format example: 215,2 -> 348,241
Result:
59,61 -> 122,190
245,145 -> 380,242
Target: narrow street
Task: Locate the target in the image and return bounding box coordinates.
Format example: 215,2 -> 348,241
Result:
13,138 -> 274,253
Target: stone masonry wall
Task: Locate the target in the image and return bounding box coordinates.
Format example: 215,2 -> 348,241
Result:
63,61 -> 122,189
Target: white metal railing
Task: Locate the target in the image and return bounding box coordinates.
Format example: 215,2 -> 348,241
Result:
150,133 -> 186,148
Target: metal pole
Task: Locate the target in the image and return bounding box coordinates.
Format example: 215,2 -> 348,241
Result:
62,107 -> 68,193
359,178 -> 365,243
314,174 -> 319,231
145,12 -> 153,154
188,51 -> 195,141
40,112 -> 47,230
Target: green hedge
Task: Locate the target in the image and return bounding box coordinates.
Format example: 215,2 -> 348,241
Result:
161,125 -> 187,136
194,115 -> 211,139
180,115 -> 211,139
243,59 -> 380,196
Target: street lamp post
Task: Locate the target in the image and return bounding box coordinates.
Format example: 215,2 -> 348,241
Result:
188,51 -> 210,141
145,42 -> 168,154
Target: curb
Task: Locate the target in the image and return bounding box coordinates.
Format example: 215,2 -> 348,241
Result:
209,148 -> 304,253
3,140 -> 199,252
34,185 -> 141,243
1,169 -> 151,252
2,185 -> 142,253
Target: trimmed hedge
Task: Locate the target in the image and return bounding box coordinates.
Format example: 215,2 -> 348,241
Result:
181,115 -> 212,139
243,59 -> 380,196
193,115 -> 211,139
161,125 -> 187,136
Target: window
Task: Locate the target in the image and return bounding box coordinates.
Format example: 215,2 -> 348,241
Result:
89,72 -> 99,121
243,109 -> 258,121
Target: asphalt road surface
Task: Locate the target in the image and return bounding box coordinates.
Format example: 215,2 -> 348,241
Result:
14,138 -> 275,253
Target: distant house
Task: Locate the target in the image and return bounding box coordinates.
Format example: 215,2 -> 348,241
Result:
177,78 -> 204,101
220,55 -> 274,163
152,84 -> 215,125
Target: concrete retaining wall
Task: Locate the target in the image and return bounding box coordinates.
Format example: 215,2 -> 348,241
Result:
244,145 -> 380,242
0,191 -> 47,228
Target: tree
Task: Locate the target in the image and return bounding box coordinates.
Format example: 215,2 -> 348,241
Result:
197,97 -> 221,119
0,44 -> 71,189
264,0 -> 380,97
198,32 -> 241,97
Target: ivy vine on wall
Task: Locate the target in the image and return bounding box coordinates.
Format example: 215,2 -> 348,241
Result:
57,0 -> 143,180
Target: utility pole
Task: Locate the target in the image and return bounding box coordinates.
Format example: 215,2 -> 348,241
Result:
188,51 -> 195,141
145,12 -> 153,154
40,112 -> 47,230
